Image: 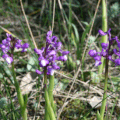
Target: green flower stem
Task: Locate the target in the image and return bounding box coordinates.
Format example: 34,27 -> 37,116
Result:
100,58 -> 109,119
44,68 -> 50,120
24,94 -> 28,109
45,89 -> 56,120
48,75 -> 55,113
44,68 -> 56,120
99,0 -> 107,75
12,62 -> 27,120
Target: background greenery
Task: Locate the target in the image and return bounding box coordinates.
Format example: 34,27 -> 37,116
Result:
0,0 -> 120,119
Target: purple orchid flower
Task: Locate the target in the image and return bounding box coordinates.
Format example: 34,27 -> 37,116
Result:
0,33 -> 29,64
34,31 -> 69,75
89,28 -> 120,66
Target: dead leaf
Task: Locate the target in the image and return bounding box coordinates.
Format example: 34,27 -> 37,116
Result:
89,96 -> 102,108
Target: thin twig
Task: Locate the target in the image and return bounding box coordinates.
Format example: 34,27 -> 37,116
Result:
55,71 -> 103,97
57,0 -> 69,36
72,11 -> 85,31
20,0 -> 37,48
52,0 -> 56,32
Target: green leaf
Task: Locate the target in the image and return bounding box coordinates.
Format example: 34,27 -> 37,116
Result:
0,73 -> 3,79
97,111 -> 101,120
71,23 -> 79,43
88,35 -> 96,45
0,97 -> 7,109
91,72 -> 100,83
67,56 -> 76,71
27,57 -> 37,71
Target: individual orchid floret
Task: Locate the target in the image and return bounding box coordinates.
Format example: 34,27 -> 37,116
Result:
47,50 -> 56,56
39,59 -> 49,67
88,50 -> 97,57
101,43 -> 108,49
34,31 -> 69,75
21,43 -> 29,52
62,51 -> 70,55
47,67 -> 54,75
117,42 -> 120,48
36,69 -> 42,74
94,56 -> 101,61
95,60 -> 102,66
57,55 -> 68,61
55,42 -> 62,51
114,36 -> 119,43
113,49 -> 117,54
113,49 -> 120,57
34,48 -> 44,55
0,33 -> 29,64
108,55 -> 114,62
93,56 -> 102,66
51,36 -> 58,43
46,31 -> 52,44
114,59 -> 120,66
47,31 -> 52,37
2,54 -> 13,64
98,28 -> 112,41
100,49 -> 107,57
98,28 -> 111,36
52,63 -> 60,70
98,30 -> 108,36
15,40 -> 22,49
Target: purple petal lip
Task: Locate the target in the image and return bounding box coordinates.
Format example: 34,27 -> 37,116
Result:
47,67 -> 54,75
22,43 -> 29,48
36,69 -> 42,74
1,45 -> 6,49
2,39 -> 8,44
88,50 -> 97,57
39,59 -> 49,67
21,43 -> 29,52
38,56 -> 44,61
95,60 -> 102,66
2,54 -> 9,58
115,59 -> 120,66
2,54 -> 13,64
6,56 -> 13,64
46,31 -> 52,37
6,37 -> 11,41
